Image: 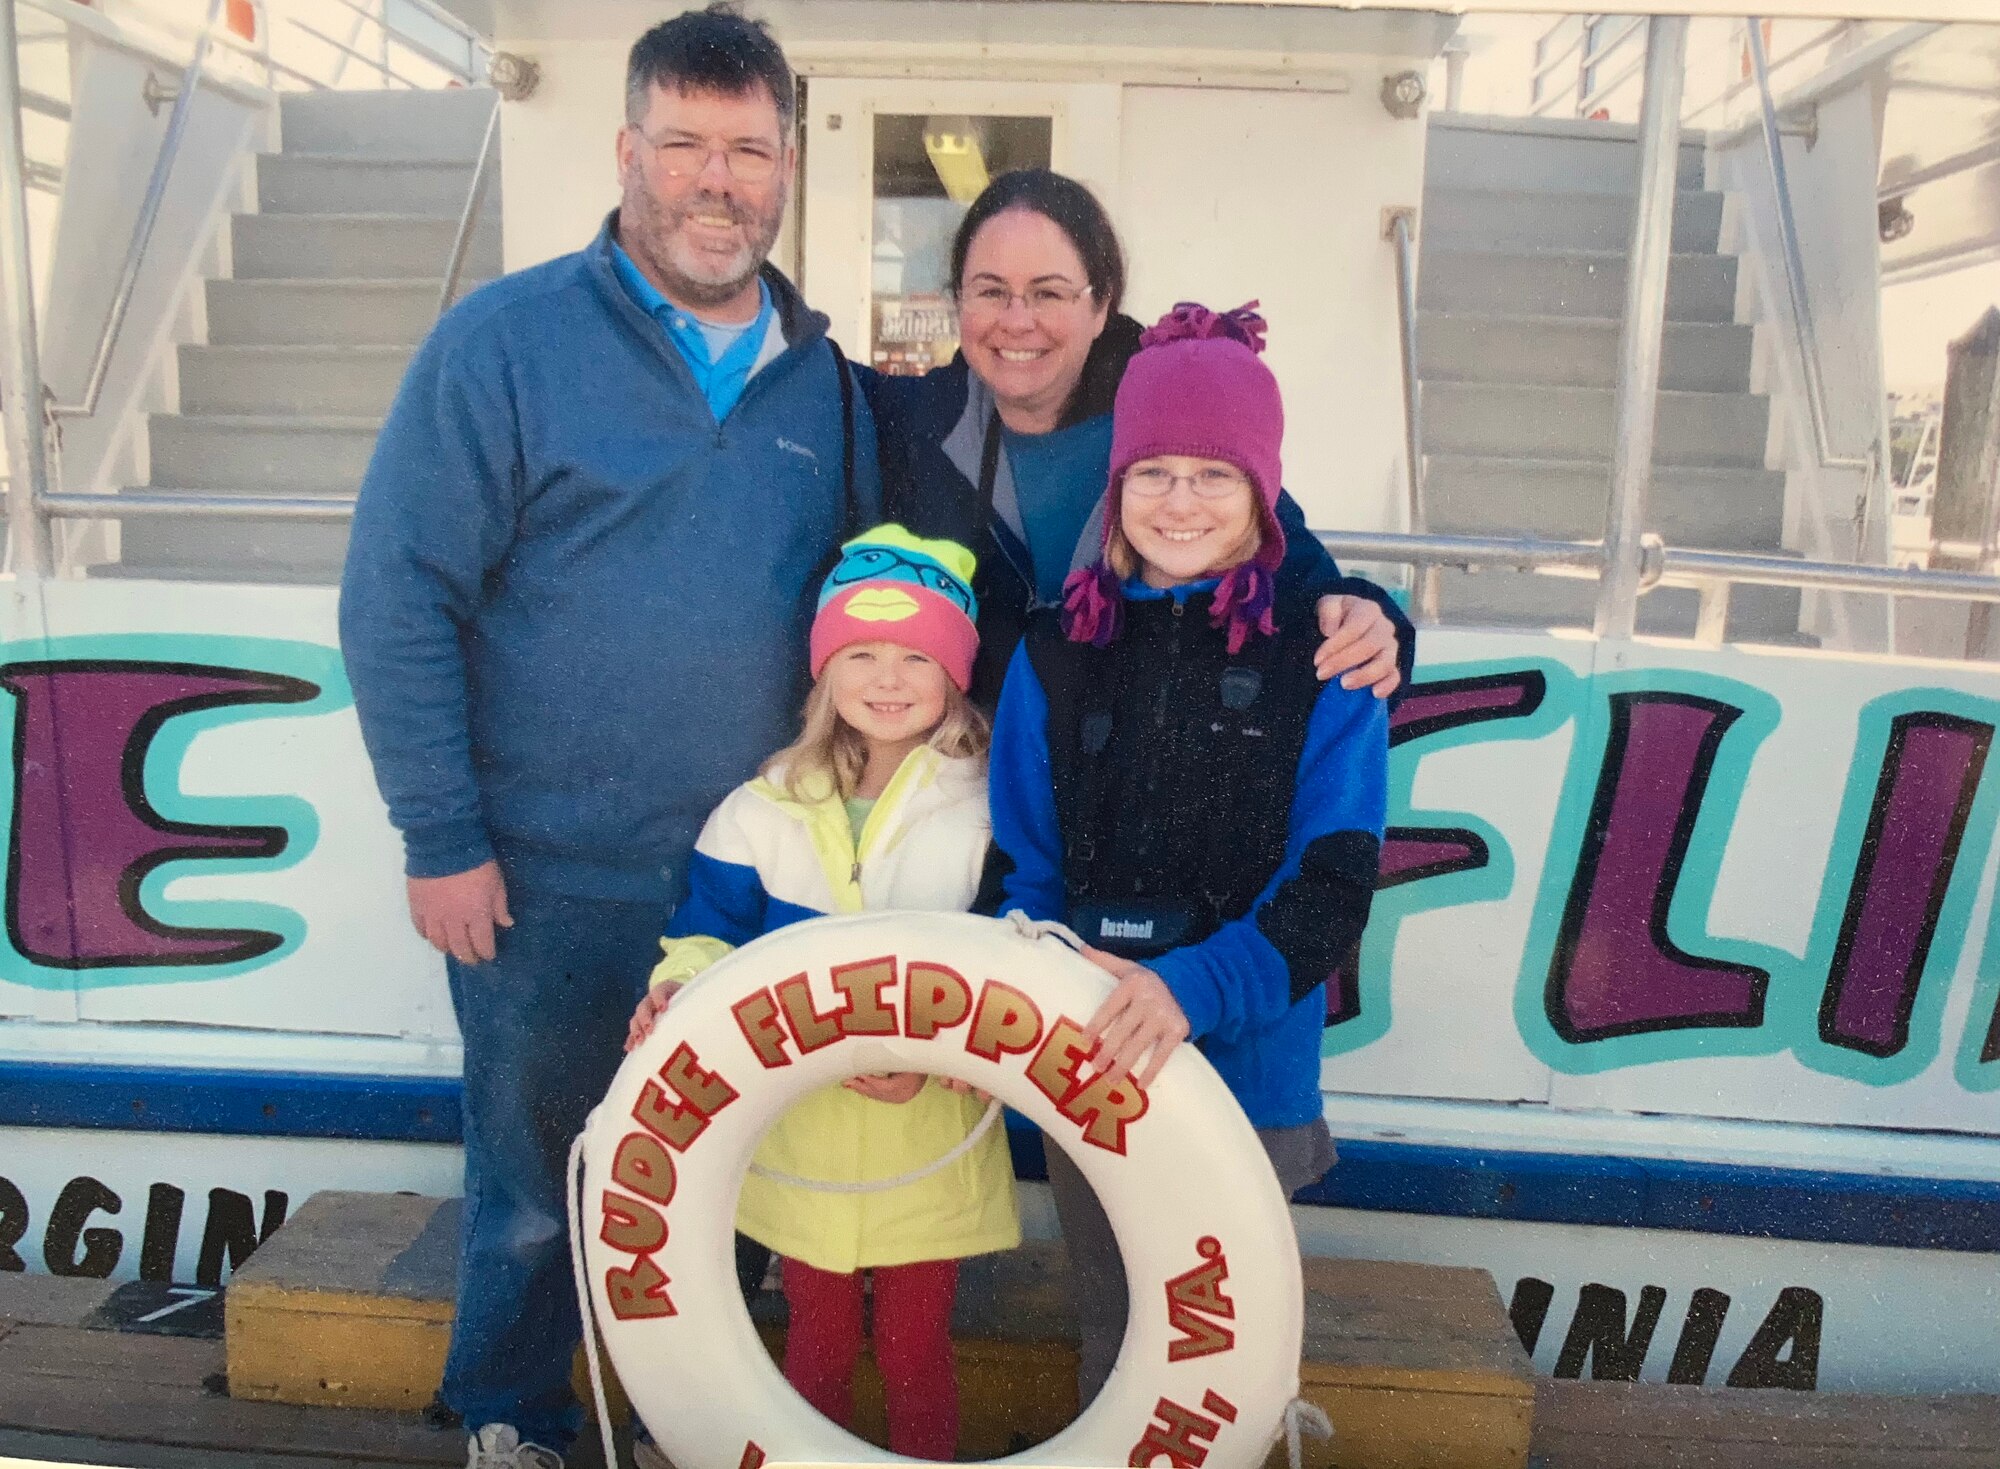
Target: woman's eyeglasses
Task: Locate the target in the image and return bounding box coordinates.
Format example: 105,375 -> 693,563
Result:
957,282 -> 1093,321
1123,467 -> 1250,500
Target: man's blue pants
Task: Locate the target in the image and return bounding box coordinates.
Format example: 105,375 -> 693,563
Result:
440,887 -> 664,1452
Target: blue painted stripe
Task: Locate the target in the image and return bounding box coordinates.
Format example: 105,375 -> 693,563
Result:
8,1061 -> 1997,1253
1292,1138 -> 2000,1254
0,1060 -> 461,1144
1005,1113 -> 2000,1253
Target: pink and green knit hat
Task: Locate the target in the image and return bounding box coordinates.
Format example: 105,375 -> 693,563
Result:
811,525 -> 981,691
1062,302 -> 1287,654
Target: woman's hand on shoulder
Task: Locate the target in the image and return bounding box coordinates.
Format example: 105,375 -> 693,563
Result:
1313,594 -> 1402,698
1079,945 -> 1190,1089
844,1071 -> 928,1104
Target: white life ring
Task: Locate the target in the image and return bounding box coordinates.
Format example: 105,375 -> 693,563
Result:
575,910 -> 1304,1469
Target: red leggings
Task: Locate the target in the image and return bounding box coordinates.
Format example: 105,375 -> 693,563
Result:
781,1255 -> 959,1460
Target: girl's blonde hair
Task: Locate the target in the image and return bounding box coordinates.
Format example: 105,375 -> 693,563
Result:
762,665 -> 990,801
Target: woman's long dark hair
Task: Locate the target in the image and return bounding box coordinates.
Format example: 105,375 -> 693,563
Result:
948,169 -> 1126,317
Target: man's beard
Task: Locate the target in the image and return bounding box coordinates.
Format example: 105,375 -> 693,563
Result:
620,172 -> 786,310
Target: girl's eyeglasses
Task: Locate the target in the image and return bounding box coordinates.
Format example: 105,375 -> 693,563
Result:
1123,466 -> 1250,499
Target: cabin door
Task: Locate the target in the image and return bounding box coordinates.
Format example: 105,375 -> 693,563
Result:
798,79 -> 1121,373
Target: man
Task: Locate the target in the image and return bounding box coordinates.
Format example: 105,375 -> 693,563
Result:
339,8 -> 873,1466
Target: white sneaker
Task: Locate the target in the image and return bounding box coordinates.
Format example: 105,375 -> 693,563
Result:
632,1437 -> 674,1469
466,1423 -> 564,1469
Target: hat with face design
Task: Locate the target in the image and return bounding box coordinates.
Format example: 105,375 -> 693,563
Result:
810,525 -> 982,692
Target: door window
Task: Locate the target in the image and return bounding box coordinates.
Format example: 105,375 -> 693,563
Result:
868,113 -> 1053,374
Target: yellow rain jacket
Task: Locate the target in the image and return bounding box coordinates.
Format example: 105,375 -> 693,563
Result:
651,746 -> 1020,1274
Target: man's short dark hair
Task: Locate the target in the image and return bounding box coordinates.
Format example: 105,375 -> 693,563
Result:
626,4 -> 797,136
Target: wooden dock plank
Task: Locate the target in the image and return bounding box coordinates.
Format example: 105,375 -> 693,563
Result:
0,1426 -> 447,1468
1532,1381 -> 2000,1468
228,1193 -> 451,1305
0,1276 -> 118,1329
0,1326 -> 458,1465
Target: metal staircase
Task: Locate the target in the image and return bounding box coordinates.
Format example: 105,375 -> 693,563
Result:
1417,115 -> 1801,639
100,86 -> 498,584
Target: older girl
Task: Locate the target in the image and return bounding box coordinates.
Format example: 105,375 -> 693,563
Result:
983,304 -> 1388,1402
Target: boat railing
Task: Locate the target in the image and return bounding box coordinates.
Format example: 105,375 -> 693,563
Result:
0,0 -> 500,574
45,0 -> 228,429
115,0 -> 488,93
1530,15 -> 1648,119
1738,14 -> 1878,571
1525,14 -> 1930,128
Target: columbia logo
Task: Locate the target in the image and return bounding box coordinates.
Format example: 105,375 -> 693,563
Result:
1100,918 -> 1154,940
777,437 -> 818,461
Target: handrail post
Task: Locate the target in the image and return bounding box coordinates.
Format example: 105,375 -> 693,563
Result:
438,97 -> 502,316
50,0 -> 227,422
1385,207 -> 1437,622
1594,14 -> 1688,639
0,0 -> 52,577
1747,17 -> 1840,471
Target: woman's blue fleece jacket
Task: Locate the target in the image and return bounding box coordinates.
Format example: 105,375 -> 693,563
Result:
339,214 -> 880,903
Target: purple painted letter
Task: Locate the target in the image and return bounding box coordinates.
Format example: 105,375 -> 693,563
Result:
1545,692 -> 1768,1042
3,661 -> 317,968
1818,712 -> 1992,1057
1327,671 -> 1544,1024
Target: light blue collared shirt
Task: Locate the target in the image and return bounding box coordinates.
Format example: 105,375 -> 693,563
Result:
610,242 -> 776,421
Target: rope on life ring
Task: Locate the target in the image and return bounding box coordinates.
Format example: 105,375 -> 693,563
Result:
572,909 -> 1308,1469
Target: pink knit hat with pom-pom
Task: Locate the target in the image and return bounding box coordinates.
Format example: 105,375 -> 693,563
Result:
1062,302 -> 1287,654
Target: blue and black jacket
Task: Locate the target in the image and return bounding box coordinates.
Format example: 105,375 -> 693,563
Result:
983,579 -> 1388,1129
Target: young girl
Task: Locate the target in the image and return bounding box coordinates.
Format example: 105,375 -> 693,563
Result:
626,525 -> 1018,1460
983,303 -> 1389,1402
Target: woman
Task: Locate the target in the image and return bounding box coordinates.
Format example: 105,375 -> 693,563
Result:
867,169 -> 1413,704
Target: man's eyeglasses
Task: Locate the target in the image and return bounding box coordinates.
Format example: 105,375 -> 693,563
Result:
1123,466 -> 1251,500
643,132 -> 782,184
957,282 -> 1094,321
827,548 -> 975,614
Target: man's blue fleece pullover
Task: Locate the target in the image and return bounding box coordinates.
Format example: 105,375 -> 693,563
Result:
339,214 -> 881,903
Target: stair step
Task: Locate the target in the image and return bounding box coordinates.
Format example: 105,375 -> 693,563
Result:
279,87 -> 497,161
205,278 -> 445,347
1418,249 -> 1738,323
1428,567 -> 1803,641
226,1191 -> 1535,1468
1426,116 -> 1707,196
1418,313 -> 1753,393
179,344 -> 413,416
231,212 -> 499,282
256,154 -> 475,216
147,414 -> 381,493
1424,382 -> 1768,467
1424,455 -> 1786,547
1420,186 -> 1725,255
103,515 -> 352,587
